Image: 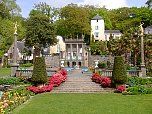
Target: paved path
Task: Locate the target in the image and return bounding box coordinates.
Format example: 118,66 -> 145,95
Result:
51,69 -> 114,93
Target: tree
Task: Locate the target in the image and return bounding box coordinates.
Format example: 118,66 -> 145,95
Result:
146,0 -> 152,9
90,41 -> 107,55
112,56 -> 127,85
55,5 -> 91,38
3,0 -> 21,16
25,13 -> 57,58
0,1 -> 10,19
31,57 -> 47,85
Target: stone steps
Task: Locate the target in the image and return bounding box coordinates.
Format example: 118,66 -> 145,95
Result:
51,73 -> 113,93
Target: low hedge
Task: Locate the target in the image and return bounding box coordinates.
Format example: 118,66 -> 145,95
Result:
0,77 -> 22,85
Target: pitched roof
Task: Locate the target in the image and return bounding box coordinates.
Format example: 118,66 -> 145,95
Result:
146,25 -> 152,28
92,14 -> 103,20
104,30 -> 122,34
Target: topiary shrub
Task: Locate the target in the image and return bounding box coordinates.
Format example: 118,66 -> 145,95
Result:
112,56 -> 127,85
31,57 -> 47,85
98,62 -> 106,69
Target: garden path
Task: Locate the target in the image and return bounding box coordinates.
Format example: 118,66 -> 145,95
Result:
51,69 -> 113,93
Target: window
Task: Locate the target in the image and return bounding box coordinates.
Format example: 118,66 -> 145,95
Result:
95,26 -> 99,30
95,32 -> 99,37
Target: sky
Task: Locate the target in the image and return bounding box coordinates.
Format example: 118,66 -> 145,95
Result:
16,0 -> 148,18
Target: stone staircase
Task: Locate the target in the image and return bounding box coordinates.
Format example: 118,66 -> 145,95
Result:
51,69 -> 113,93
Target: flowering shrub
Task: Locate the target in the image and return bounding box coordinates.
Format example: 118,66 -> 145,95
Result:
0,86 -> 33,114
27,84 -> 54,94
91,73 -> 112,87
100,77 -> 112,87
27,69 -> 68,94
91,73 -> 101,83
58,69 -> 68,76
116,85 -> 126,93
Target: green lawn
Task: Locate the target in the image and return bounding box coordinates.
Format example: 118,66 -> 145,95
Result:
0,68 -> 11,77
13,93 -> 152,114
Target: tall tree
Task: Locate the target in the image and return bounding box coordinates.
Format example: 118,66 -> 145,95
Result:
3,0 -> 21,16
25,13 -> 57,58
146,0 -> 152,9
56,4 -> 91,38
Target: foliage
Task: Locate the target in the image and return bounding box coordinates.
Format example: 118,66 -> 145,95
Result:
126,77 -> 152,87
98,62 -> 106,69
31,57 -> 47,85
20,63 -> 33,67
0,2 -> 10,19
31,2 -> 59,22
126,85 -> 152,95
0,86 -> 34,114
28,69 -> 67,94
0,68 -> 11,77
90,41 -> 107,55
147,67 -> 152,77
3,0 -> 21,16
91,73 -> 111,87
0,77 -> 21,85
25,12 -> 57,57
146,0 -> 152,9
91,73 -> 101,83
56,5 -> 90,38
100,76 -> 112,87
112,56 -> 127,84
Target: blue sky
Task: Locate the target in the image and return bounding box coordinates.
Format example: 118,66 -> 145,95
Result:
16,0 -> 148,18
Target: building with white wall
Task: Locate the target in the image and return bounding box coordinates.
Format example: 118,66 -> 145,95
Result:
91,15 -> 122,41
91,15 -> 105,41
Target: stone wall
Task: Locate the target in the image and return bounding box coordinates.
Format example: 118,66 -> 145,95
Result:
89,55 -> 114,67
43,54 -> 60,67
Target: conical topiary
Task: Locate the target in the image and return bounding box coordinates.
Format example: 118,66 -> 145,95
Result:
31,57 -> 47,85
112,56 -> 127,85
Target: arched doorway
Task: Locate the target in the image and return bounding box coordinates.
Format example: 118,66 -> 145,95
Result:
67,61 -> 70,67
78,62 -> 81,67
72,62 -> 76,67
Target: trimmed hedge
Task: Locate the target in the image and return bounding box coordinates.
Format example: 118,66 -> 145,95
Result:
31,57 -> 47,85
112,56 -> 127,85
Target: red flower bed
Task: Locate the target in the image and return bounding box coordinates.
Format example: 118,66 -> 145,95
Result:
27,69 -> 68,94
100,76 -> 111,87
116,85 -> 126,93
91,73 -> 111,87
27,84 -> 54,94
91,73 -> 101,83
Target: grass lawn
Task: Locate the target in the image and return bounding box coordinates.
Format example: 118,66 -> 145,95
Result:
13,93 -> 152,114
0,68 -> 11,77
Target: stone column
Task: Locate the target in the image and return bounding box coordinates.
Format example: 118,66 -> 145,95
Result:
140,23 -> 146,77
11,32 -> 19,76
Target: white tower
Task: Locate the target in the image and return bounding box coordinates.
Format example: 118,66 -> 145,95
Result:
91,15 -> 105,41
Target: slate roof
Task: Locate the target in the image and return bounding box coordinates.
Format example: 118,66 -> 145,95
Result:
92,14 -> 103,20
16,41 -> 32,53
17,41 -> 27,52
104,30 -> 122,34
146,25 -> 152,28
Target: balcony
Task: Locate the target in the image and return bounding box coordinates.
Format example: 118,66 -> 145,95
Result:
66,56 -> 83,61
64,38 -> 84,43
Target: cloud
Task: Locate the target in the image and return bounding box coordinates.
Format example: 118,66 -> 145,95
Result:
38,0 -> 128,9
38,0 -> 78,8
79,0 -> 128,9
